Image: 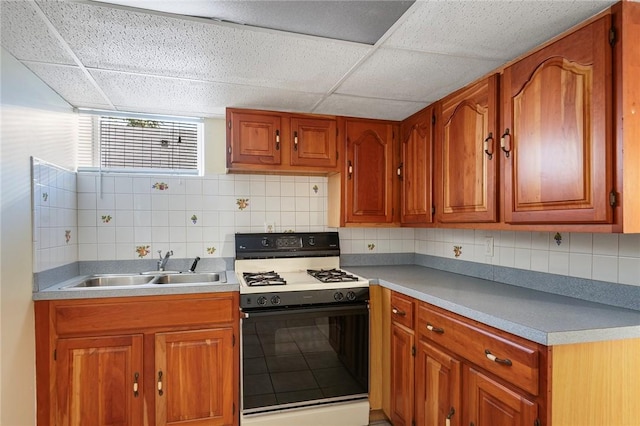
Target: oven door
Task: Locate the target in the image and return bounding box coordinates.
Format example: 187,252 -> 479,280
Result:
241,303 -> 369,416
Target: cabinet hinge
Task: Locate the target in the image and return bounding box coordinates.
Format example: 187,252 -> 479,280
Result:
534,419 -> 541,426
233,403 -> 236,415
609,190 -> 617,207
336,150 -> 339,160
53,349 -> 57,361
431,205 -> 435,215
609,26 -> 617,47
411,346 -> 416,357
228,120 -> 232,129
411,420 -> 416,426
233,334 -> 236,346
432,114 -> 436,125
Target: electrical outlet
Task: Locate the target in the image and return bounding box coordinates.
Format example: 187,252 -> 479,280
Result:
484,237 -> 494,257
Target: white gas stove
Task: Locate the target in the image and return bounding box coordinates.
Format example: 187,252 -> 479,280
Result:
235,232 -> 371,426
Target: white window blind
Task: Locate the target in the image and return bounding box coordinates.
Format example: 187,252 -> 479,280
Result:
77,112 -> 202,173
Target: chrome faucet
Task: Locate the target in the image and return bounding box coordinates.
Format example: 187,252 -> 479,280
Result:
157,250 -> 173,271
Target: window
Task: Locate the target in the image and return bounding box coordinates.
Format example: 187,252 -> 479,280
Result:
77,111 -> 203,174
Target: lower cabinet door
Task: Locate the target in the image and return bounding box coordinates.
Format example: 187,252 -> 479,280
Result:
415,339 -> 461,426
465,367 -> 537,426
155,328 -> 235,426
56,334 -> 144,426
390,322 -> 414,426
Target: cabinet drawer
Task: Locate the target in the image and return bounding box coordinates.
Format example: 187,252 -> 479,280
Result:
417,302 -> 539,396
53,293 -> 236,336
390,292 -> 414,329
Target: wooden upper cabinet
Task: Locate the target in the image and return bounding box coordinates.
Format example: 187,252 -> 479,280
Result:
400,106 -> 434,225
345,119 -> 396,224
155,328 -> 235,426
290,116 -> 338,169
437,75 -> 499,223
227,108 -> 339,173
227,110 -> 282,167
501,16 -> 613,224
56,334 -> 144,426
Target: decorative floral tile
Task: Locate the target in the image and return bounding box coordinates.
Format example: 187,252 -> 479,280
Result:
42,192 -> 49,202
453,245 -> 462,257
190,214 -> 198,224
136,245 -> 151,258
554,232 -> 563,246
65,230 -> 71,244
368,243 -> 376,251
312,184 -> 319,194
236,198 -> 249,210
152,182 -> 169,191
101,215 -> 112,224
206,246 -> 216,255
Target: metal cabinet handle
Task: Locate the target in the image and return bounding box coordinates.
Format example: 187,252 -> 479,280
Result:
294,131 -> 298,151
157,371 -> 164,396
397,163 -> 403,180
500,128 -> 511,158
348,161 -> 353,180
483,132 -> 494,160
485,349 -> 512,366
133,372 -> 139,397
446,407 -> 455,426
426,323 -> 444,334
275,130 -> 280,150
391,307 -> 406,317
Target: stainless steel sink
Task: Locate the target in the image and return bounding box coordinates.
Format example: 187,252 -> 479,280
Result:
153,273 -> 221,285
69,274 -> 156,288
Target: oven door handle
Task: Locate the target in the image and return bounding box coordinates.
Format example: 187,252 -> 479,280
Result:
241,303 -> 368,319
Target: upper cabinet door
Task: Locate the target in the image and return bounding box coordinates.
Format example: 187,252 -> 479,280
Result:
437,75 -> 499,223
227,110 -> 282,166
290,117 -> 338,169
400,106 -> 434,225
345,119 -> 395,224
502,16 -> 613,224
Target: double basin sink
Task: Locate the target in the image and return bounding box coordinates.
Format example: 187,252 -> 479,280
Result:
65,272 -> 225,289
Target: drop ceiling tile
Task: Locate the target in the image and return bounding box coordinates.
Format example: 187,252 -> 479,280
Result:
0,1 -> 76,64
21,62 -> 112,108
90,70 -> 325,118
37,1 -> 372,93
336,48 -> 502,103
385,1 -> 614,60
314,94 -> 426,121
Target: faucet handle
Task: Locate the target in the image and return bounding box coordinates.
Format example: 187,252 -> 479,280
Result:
157,250 -> 163,259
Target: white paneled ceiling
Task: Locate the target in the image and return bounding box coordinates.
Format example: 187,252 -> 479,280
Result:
0,0 -> 616,121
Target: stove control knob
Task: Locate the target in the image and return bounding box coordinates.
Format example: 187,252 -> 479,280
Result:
257,296 -> 268,306
346,291 -> 357,301
261,237 -> 270,247
308,236 -> 315,246
334,291 -> 344,301
271,295 -> 281,305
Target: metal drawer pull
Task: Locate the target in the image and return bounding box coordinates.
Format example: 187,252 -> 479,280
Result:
157,371 -> 164,396
500,128 -> 511,158
483,132 -> 494,159
446,407 -> 455,426
294,131 -> 298,150
391,307 -> 406,316
426,323 -> 444,334
485,349 -> 512,366
133,372 -> 139,397
275,130 -> 280,150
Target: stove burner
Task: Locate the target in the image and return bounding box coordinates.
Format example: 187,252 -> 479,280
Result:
307,268 -> 359,283
243,271 -> 286,286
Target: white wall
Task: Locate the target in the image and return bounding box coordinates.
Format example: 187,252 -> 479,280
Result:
1,48 -> 77,426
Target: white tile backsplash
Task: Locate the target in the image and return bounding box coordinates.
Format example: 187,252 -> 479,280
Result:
33,167 -> 640,288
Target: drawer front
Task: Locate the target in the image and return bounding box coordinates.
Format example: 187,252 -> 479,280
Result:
54,293 -> 236,336
390,292 -> 414,329
417,303 -> 539,396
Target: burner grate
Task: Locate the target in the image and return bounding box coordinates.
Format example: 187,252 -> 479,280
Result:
307,268 -> 359,283
243,271 -> 286,286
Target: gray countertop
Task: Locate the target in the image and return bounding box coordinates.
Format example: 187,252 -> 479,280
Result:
343,265 -> 640,346
33,270 -> 240,300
